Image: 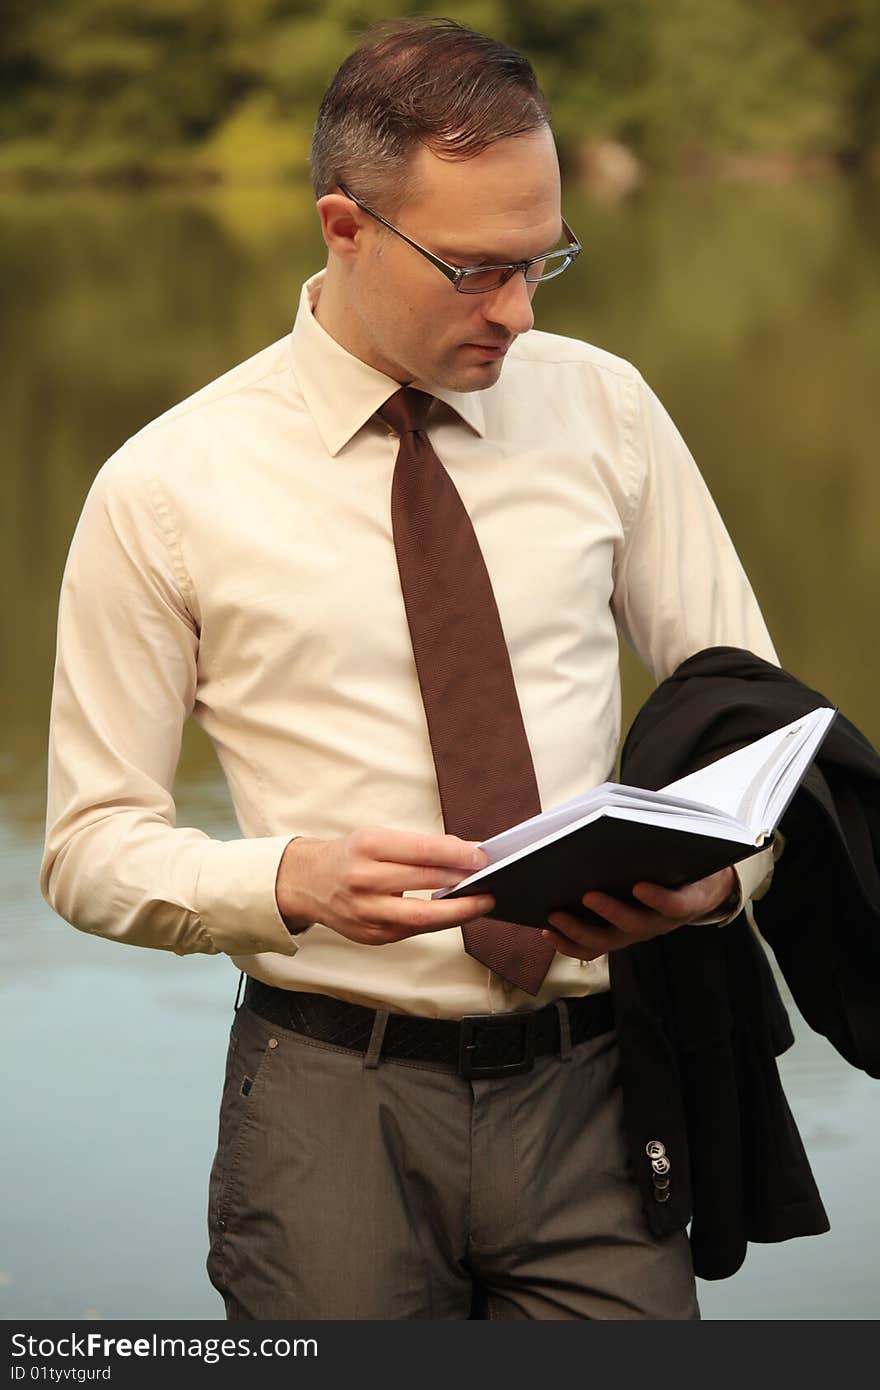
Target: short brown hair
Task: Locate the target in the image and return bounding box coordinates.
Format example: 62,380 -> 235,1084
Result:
310,17 -> 551,215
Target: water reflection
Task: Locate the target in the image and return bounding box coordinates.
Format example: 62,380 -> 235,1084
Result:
2,181 -> 878,1319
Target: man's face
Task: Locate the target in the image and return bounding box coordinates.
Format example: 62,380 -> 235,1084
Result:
337,127 -> 562,392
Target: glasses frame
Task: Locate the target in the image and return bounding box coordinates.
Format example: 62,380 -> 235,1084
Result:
337,182 -> 581,294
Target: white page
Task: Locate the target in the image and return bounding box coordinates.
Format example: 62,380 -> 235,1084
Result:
478,784 -> 617,862
762,708 -> 837,827
480,784 -> 730,865
660,707 -> 835,829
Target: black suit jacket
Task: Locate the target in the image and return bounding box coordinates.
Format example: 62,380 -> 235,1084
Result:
609,646 -> 880,1279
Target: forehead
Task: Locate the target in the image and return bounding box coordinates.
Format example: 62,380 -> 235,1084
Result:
402,129 -> 562,255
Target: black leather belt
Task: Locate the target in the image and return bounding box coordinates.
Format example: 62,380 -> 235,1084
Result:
242,976 -> 614,1080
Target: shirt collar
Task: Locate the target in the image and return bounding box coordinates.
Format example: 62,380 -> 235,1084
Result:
288,270 -> 486,456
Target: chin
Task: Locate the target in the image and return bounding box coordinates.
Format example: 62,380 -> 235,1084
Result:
438,360 -> 506,393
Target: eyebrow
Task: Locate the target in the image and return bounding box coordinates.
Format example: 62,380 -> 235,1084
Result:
435,226 -> 565,265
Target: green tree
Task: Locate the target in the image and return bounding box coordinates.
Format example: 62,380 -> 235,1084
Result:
0,0 -> 873,184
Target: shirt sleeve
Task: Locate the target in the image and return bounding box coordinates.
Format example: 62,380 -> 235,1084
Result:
612,370 -> 778,680
689,844 -> 777,926
612,371 -> 780,925
39,451 -> 300,959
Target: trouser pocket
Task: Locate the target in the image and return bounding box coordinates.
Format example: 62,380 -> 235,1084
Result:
206,1006 -> 280,1293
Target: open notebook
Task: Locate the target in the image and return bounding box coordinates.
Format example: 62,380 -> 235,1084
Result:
433,706 -> 836,929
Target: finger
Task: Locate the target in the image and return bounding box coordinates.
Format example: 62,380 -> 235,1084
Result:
581,890 -> 682,937
631,881 -> 707,918
543,910 -> 630,956
354,862 -> 477,894
633,863 -> 736,917
541,924 -> 625,961
356,827 -> 487,874
367,892 -> 496,934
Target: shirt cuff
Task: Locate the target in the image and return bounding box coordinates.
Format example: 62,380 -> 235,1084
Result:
690,842 -> 778,927
195,834 -> 301,957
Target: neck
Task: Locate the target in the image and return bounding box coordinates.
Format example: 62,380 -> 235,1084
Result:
313,263 -> 409,383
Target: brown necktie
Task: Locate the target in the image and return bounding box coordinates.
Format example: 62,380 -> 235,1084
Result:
378,386 -> 555,995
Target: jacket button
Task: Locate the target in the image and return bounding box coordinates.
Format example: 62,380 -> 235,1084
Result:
646,1140 -> 666,1159
654,1187 -> 671,1203
651,1155 -> 671,1175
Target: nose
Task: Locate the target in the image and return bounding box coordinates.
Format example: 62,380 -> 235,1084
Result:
482,269 -> 536,338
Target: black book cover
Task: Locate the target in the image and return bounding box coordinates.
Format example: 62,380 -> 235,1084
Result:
442,816 -> 766,929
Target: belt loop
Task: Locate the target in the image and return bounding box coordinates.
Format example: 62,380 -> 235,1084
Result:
553,999 -> 573,1062
234,971 -> 245,1013
363,1009 -> 390,1069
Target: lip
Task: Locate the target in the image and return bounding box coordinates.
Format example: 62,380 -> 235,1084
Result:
464,342 -> 511,358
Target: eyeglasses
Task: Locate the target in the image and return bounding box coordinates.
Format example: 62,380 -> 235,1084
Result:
338,182 -> 581,294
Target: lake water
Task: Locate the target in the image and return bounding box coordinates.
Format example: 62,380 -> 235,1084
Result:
2,178 -> 878,1320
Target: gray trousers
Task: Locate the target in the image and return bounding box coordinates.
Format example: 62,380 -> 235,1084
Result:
206,1000 -> 699,1320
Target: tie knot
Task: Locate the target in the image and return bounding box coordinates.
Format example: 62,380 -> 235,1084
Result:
378,387 -> 433,437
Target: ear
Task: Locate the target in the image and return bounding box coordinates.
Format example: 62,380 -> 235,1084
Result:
316,193 -> 365,259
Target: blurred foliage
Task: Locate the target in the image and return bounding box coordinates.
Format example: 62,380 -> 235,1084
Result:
1,0 -> 879,185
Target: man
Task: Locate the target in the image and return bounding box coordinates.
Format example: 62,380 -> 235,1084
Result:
40,19 -> 778,1319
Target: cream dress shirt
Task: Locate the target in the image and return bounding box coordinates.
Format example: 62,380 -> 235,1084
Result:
40,270 -> 777,1019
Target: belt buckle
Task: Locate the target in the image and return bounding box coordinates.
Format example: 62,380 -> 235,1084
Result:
458,1011 -> 537,1080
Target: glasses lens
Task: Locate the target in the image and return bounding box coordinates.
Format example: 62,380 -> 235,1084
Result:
456,249 -> 578,293
525,251 -> 574,283
457,266 -> 515,294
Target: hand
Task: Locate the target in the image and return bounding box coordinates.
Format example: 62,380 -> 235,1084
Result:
274,827 -> 495,945
542,866 -> 737,962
